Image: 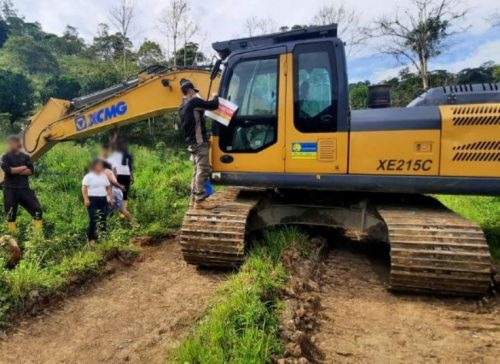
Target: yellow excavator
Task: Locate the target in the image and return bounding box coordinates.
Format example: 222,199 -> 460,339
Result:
7,25 -> 500,296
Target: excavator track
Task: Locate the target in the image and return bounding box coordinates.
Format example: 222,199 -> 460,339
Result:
180,187 -> 263,268
378,202 -> 492,296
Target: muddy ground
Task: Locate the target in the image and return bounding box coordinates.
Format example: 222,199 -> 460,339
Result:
0,239 -> 225,364
1,237 -> 499,364
314,241 -> 500,364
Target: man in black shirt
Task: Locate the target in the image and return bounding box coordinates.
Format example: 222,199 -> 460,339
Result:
178,79 -> 219,207
1,135 -> 43,233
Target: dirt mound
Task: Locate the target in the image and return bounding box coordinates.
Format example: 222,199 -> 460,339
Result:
315,241 -> 500,363
0,239 -> 224,363
278,237 -> 327,364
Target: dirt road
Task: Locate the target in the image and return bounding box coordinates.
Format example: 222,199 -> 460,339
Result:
315,242 -> 500,363
0,239 -> 225,364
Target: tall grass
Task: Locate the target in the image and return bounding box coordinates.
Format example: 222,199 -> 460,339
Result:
438,195 -> 500,262
171,227 -> 309,364
0,142 -> 192,324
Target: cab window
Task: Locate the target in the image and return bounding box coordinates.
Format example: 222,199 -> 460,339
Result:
294,43 -> 337,133
220,57 -> 278,152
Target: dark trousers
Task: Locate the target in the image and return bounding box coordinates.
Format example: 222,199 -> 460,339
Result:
117,175 -> 131,200
87,196 -> 108,241
3,188 -> 42,222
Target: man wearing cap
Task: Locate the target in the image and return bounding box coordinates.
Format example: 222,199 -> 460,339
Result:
1,135 -> 43,233
178,78 -> 219,207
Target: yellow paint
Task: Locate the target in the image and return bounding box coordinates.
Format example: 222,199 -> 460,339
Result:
283,53 -> 348,174
440,104 -> 500,177
349,130 -> 440,175
211,54 -> 287,173
21,70 -> 218,162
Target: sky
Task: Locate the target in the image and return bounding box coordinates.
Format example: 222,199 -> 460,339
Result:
14,0 -> 500,82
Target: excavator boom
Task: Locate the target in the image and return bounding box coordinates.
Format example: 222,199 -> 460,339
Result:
20,68 -> 218,162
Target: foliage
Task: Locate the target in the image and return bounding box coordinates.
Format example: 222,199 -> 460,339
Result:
1,35 -> 59,75
174,42 -> 205,67
0,18 -> 7,47
349,81 -> 369,110
0,142 -> 193,325
41,76 -> 81,103
171,227 -> 309,363
137,39 -> 165,68
438,196 -> 500,262
0,69 -> 34,123
369,0 -> 467,89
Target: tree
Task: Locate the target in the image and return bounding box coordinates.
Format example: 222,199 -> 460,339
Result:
349,81 -> 370,109
44,25 -> 85,55
0,17 -> 8,47
2,35 -> 59,75
368,0 -> 467,90
80,68 -> 121,94
109,0 -> 135,75
41,76 -> 81,103
243,16 -> 277,36
312,3 -> 366,56
159,0 -> 189,67
0,70 -> 34,123
137,39 -> 164,68
174,42 -> 205,66
179,15 -> 198,66
88,23 -> 133,68
455,62 -> 496,84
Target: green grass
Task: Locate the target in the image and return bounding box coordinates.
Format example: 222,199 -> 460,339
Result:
0,142 -> 192,325
171,227 -> 308,364
438,195 -> 500,263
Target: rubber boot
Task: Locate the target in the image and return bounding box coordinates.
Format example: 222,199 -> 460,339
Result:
7,222 -> 16,234
33,219 -> 43,231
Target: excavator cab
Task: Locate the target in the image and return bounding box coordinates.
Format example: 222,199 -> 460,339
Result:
211,25 -> 350,177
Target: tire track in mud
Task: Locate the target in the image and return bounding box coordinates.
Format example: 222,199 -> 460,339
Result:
0,239 -> 226,364
314,241 -> 500,363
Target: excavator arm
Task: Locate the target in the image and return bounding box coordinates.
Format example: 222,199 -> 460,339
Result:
20,68 -> 218,163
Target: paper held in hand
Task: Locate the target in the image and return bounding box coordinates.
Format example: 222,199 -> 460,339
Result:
205,98 -> 238,126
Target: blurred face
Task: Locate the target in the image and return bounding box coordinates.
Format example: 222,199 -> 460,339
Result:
7,139 -> 21,152
93,161 -> 105,173
101,147 -> 110,158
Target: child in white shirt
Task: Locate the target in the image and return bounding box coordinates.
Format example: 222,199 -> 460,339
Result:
82,159 -> 114,244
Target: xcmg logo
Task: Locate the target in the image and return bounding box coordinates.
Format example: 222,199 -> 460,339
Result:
75,101 -> 128,132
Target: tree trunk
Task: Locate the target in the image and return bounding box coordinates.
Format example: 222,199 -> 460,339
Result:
173,35 -> 177,67
419,55 -> 429,90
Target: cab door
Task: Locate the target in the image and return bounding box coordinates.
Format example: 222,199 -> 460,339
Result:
211,48 -> 287,173
285,42 -> 348,174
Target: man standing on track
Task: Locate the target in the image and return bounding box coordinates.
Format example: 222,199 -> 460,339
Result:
178,78 -> 219,208
1,135 -> 43,233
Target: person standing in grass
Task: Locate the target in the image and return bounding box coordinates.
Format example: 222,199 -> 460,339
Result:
1,135 -> 43,234
82,159 -> 114,245
100,154 -> 133,222
108,137 -> 134,209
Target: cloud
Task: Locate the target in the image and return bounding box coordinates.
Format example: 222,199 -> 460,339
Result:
431,39 -> 500,72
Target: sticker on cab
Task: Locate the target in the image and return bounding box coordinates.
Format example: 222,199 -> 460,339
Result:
291,142 -> 317,160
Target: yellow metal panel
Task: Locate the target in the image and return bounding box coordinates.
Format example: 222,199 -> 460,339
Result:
211,55 -> 287,173
349,130 -> 440,175
283,53 -> 348,174
440,104 -> 500,177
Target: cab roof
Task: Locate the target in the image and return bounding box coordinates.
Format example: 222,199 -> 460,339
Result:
212,24 -> 338,60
